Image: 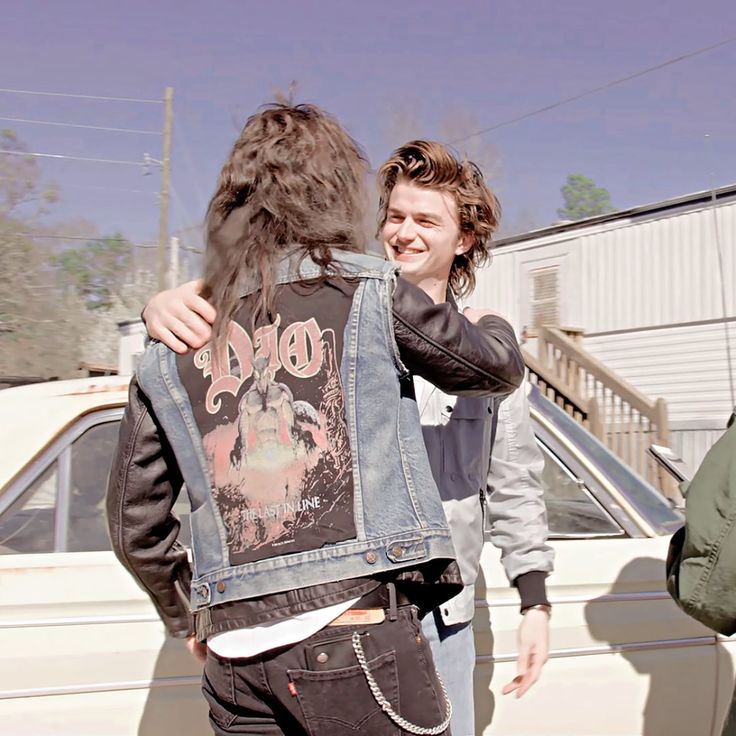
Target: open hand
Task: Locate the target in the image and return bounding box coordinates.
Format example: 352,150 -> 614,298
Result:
502,608 -> 549,698
143,279 -> 216,353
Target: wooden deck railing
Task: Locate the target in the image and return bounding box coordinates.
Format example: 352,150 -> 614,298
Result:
525,326 -> 679,502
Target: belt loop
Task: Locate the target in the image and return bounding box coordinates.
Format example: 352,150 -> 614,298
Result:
387,582 -> 398,621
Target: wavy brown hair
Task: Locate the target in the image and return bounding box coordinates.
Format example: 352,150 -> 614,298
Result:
203,103 -> 368,344
376,140 -> 500,298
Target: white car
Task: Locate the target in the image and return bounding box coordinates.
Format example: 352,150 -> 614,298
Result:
0,377 -> 730,735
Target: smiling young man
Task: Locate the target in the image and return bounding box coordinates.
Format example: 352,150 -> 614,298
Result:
143,139 -> 554,736
377,142 -> 553,735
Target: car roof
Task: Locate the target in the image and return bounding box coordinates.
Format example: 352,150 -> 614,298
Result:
0,376 -> 131,491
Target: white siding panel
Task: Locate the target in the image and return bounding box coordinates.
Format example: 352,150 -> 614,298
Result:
584,322 -> 736,424
479,199 -> 736,335
468,252 -> 519,324
670,428 -> 727,477
472,198 -> 735,476
575,207 -> 726,333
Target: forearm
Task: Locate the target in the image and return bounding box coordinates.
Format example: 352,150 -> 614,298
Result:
106,378 -> 193,638
391,278 -> 524,397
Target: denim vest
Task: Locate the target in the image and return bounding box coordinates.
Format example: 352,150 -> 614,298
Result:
136,249 -> 456,613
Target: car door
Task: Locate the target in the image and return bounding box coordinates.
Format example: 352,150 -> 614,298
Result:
473,431 -> 719,736
0,409 -> 208,736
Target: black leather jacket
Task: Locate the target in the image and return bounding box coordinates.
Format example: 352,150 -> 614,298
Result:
107,277 -> 524,638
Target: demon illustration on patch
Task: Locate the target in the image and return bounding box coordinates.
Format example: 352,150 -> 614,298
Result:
186,314 -> 355,564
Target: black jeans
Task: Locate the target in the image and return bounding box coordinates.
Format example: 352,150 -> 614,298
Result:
201,605 -> 452,735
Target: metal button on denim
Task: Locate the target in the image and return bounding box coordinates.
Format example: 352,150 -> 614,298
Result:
391,545 -> 403,558
316,652 -> 329,663
365,551 -> 377,564
216,581 -> 226,593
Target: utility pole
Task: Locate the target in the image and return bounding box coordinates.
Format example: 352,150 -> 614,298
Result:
158,87 -> 173,290
168,236 -> 179,289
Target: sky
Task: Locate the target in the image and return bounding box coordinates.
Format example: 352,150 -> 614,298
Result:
2,0 -> 735,256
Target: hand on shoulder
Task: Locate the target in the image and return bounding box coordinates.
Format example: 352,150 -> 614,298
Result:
143,279 -> 215,354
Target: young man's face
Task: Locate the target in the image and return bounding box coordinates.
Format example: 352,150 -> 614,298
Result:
382,181 -> 471,294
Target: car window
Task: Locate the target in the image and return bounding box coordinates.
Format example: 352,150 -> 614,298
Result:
0,462 -> 58,554
67,422 -> 122,552
538,441 -> 624,538
530,386 -> 682,532
66,419 -> 192,551
0,414 -> 192,554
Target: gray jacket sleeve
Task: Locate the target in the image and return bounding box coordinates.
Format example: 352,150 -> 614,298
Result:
486,379 -> 555,604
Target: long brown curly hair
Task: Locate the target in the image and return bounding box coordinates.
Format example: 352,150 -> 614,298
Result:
203,103 -> 368,345
376,140 -> 500,298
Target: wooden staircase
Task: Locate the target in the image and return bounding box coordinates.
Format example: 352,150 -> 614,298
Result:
524,326 -> 680,503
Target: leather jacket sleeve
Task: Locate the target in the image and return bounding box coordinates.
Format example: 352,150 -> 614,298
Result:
391,277 -> 524,397
106,377 -> 193,638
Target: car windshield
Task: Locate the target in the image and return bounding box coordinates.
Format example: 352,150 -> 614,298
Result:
529,386 -> 683,533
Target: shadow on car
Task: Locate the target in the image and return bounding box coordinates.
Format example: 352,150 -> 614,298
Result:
474,565 -> 497,734
137,637 -> 209,736
585,556 -> 732,736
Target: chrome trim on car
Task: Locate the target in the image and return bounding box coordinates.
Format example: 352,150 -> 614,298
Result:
475,590 -> 672,608
476,635 -> 716,664
55,447 -> 72,552
0,613 -> 162,629
0,675 -> 202,700
0,592 -> 675,629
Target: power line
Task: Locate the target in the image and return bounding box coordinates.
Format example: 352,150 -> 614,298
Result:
11,233 -> 157,244
0,149 -> 144,166
57,182 -> 157,195
0,87 -> 162,104
0,176 -> 157,195
11,232 -> 203,253
0,116 -> 161,135
130,240 -> 203,254
451,34 -> 736,144
62,183 -> 157,195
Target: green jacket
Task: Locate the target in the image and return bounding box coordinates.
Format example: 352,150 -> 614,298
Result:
666,410 -> 736,635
